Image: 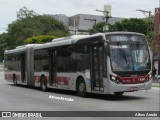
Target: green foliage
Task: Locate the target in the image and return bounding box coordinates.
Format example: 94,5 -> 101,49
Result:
7,14 -> 69,48
0,7 -> 70,61
0,33 -> 8,61
17,6 -> 38,20
110,18 -> 148,34
146,31 -> 156,47
89,22 -> 107,34
6,7 -> 69,47
49,30 -> 70,38
90,18 -> 149,35
24,35 -> 56,44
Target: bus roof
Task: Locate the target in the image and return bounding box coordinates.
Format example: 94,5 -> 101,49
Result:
4,32 -> 145,54
34,33 -> 104,50
4,33 -> 104,54
4,44 -> 41,54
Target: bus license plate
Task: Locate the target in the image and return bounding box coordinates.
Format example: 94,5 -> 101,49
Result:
130,87 -> 138,91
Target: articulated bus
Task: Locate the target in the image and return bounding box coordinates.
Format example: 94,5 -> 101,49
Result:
4,32 -> 152,96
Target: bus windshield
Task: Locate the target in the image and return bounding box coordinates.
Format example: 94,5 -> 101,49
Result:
107,34 -> 151,72
110,44 -> 150,71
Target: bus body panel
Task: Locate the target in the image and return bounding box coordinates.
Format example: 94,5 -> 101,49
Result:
4,32 -> 152,95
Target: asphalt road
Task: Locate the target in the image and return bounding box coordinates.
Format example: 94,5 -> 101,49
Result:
0,71 -> 159,120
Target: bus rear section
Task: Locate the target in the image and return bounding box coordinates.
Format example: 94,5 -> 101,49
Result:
4,45 -> 36,86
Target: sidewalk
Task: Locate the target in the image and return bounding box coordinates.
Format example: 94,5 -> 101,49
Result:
152,80 -> 160,87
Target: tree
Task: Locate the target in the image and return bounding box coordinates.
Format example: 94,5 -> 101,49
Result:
90,18 -> 149,34
89,22 -> 107,34
24,35 -> 56,44
0,33 -> 8,61
16,6 -> 38,20
110,18 -> 148,34
5,7 -> 70,49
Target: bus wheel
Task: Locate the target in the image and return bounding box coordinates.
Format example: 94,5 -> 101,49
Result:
77,78 -> 86,97
13,75 -> 17,85
41,76 -> 47,92
114,92 -> 124,96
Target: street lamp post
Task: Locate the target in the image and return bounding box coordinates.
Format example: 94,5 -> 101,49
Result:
136,9 -> 152,32
95,9 -> 111,24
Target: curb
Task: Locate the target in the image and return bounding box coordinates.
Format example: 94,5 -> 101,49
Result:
152,83 -> 160,88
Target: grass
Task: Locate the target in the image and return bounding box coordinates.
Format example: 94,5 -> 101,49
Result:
0,62 -> 4,66
152,83 -> 160,88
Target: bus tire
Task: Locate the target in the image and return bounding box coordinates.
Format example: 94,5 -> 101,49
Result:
40,76 -> 47,92
76,78 -> 87,97
114,92 -> 124,96
13,74 -> 17,85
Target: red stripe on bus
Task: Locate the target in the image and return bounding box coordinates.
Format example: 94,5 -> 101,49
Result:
5,74 -> 12,81
116,74 -> 149,84
16,75 -> 20,81
57,77 -> 68,85
34,76 -> 49,83
5,74 -> 21,81
34,76 -> 40,83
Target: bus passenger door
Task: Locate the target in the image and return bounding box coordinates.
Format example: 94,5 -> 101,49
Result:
49,50 -> 57,87
21,54 -> 26,83
91,44 -> 104,91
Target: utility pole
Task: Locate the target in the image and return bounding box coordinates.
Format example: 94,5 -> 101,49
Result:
96,9 -> 111,24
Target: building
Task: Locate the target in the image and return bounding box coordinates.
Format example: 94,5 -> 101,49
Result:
50,13 -> 123,34
153,8 -> 160,75
69,14 -> 123,34
52,14 -> 69,27
154,8 -> 160,46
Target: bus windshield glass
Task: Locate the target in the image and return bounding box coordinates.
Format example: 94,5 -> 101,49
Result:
106,34 -> 151,72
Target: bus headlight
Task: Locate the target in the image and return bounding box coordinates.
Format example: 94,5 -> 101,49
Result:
111,76 -> 116,80
110,75 -> 121,84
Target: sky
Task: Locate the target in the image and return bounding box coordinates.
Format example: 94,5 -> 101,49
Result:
0,0 -> 159,33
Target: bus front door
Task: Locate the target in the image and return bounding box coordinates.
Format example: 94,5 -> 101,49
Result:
49,51 -> 57,87
91,44 -> 103,91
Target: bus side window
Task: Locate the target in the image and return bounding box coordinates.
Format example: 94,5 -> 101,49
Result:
41,50 -> 49,71
68,46 -> 77,72
56,47 -> 68,72
77,44 -> 90,72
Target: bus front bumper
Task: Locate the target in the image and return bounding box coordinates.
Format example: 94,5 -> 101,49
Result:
107,79 -> 152,94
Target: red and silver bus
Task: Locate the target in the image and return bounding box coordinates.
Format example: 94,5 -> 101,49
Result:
4,32 -> 152,96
